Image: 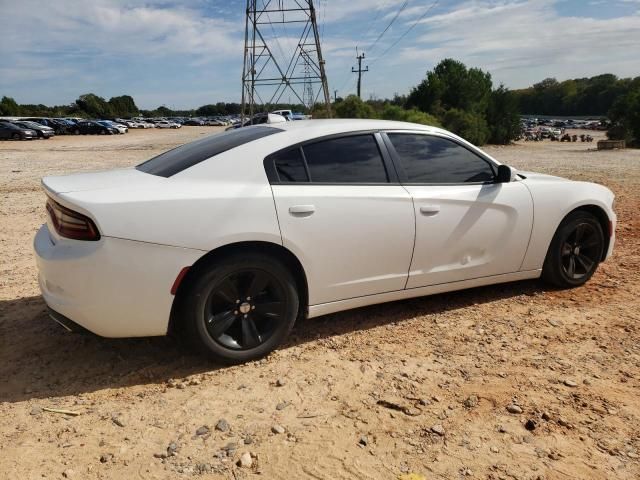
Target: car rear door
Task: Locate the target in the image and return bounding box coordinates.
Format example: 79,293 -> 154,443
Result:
268,133 -> 416,305
383,132 -> 533,289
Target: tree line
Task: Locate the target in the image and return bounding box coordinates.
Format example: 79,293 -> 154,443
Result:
319,58 -> 520,146
1,59 -> 638,145
0,93 -> 305,120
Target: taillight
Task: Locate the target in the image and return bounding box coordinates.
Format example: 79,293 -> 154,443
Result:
46,198 -> 100,241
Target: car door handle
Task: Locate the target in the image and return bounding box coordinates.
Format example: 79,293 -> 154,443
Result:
419,205 -> 440,216
289,205 -> 316,216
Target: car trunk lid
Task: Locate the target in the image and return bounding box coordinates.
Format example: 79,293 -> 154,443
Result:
42,167 -> 163,194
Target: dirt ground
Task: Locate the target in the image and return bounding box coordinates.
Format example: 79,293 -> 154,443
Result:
0,127 -> 638,480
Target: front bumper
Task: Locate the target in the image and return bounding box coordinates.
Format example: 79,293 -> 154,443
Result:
34,224 -> 204,338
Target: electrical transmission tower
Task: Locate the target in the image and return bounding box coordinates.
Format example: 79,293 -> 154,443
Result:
241,0 -> 331,121
351,48 -> 368,99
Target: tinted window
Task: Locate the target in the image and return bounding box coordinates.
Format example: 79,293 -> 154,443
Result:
302,135 -> 388,183
388,134 -> 495,183
137,126 -> 282,177
273,148 -> 308,182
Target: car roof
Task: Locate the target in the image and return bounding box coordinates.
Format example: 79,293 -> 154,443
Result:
273,118 -> 439,134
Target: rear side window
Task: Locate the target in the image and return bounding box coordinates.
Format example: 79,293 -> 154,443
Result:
272,148 -> 309,182
137,126 -> 282,177
302,135 -> 388,183
387,133 -> 495,184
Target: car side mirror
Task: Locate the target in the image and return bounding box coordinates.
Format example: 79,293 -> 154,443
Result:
496,165 -> 513,183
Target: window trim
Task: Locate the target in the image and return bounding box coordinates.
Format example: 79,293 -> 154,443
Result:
382,131 -> 499,186
264,130 -> 399,185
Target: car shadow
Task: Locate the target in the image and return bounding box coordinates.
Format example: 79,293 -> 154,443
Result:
0,279 -> 548,404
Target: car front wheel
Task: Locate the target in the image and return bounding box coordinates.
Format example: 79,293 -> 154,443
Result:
181,253 -> 299,364
542,211 -> 605,288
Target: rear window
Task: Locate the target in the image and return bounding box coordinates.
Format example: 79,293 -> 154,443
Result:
136,126 -> 282,177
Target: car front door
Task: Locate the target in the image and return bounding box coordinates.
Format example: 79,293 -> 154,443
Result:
268,133 -> 416,305
384,132 -> 534,289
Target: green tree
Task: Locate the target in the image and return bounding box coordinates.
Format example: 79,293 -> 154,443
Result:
108,95 -> 139,117
0,96 -> 21,116
487,85 -> 521,145
406,59 -> 492,115
608,82 -> 640,146
380,104 -> 441,127
334,95 -> 376,119
442,109 -> 490,146
75,93 -> 113,118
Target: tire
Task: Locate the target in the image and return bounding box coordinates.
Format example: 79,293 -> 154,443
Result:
542,211 -> 604,288
179,253 -> 299,364
12,133 -> 20,140
74,129 -> 80,135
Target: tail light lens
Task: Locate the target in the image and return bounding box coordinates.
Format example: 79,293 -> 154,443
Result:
46,198 -> 100,241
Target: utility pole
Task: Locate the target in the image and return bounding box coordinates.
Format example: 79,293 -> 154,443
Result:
351,48 -> 368,99
241,0 -> 331,121
334,90 -> 338,102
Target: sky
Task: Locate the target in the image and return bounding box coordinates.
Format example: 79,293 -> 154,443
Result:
0,0 -> 639,110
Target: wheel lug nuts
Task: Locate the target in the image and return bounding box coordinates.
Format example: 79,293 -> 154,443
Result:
234,311 -> 238,315
246,296 -> 251,301
236,300 -> 240,304
251,306 -> 255,310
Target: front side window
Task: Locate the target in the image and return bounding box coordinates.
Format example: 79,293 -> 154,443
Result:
302,134 -> 388,183
387,133 -> 495,184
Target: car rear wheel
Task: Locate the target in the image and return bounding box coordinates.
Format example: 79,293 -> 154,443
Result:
542,211 -> 604,288
181,253 -> 299,364
12,133 -> 20,140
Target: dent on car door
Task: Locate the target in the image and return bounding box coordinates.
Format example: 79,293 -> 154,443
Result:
384,132 -> 534,288
268,133 -> 415,305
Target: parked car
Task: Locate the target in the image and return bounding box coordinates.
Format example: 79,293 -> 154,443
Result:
0,122 -> 37,140
98,120 -> 128,134
271,109 -> 292,119
34,120 -> 616,364
156,120 -> 181,129
226,113 -> 287,130
23,117 -> 69,135
12,120 -> 55,139
183,119 -> 205,126
70,121 -> 117,135
132,119 -> 154,128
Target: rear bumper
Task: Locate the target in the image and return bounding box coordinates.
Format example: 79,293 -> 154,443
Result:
34,224 -> 204,338
47,307 -> 92,334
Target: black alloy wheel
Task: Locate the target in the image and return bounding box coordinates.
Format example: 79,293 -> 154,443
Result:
181,253 -> 299,364
560,222 -> 601,280
204,268 -> 286,350
542,211 -> 604,287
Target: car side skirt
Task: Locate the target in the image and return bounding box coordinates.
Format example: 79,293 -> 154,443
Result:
307,269 -> 542,319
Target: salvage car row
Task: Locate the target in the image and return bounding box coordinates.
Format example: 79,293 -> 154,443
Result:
0,117 -> 183,139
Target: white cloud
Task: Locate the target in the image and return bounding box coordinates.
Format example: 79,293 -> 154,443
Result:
380,0 -> 640,89
0,1 -> 242,64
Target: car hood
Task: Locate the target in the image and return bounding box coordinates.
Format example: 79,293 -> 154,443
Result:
518,171 -> 570,183
42,168 -> 163,194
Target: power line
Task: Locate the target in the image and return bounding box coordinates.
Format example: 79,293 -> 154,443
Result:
370,0 -> 439,65
367,0 -> 409,54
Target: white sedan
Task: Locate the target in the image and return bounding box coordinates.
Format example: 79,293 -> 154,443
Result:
34,120 -> 616,364
156,121 -> 181,129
